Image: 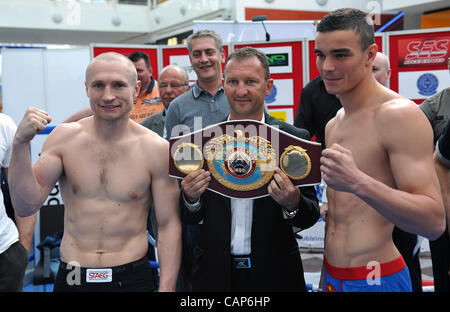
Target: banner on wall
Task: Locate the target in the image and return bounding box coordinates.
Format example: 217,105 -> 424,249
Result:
233,40 -> 304,124
265,79 -> 294,106
397,35 -> 449,68
258,46 -> 293,74
389,29 -> 450,104
90,44 -> 160,80
161,46 -> 194,82
267,108 -> 293,124
193,20 -> 315,44
398,69 -> 450,99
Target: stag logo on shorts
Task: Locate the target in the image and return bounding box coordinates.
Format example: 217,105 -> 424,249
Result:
86,269 -> 112,283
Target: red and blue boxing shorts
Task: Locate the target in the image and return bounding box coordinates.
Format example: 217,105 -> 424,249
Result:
322,255 -> 412,292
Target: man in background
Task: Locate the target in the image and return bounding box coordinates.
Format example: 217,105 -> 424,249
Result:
141,65 -> 189,137
164,29 -> 229,139
419,57 -> 450,292
180,47 -> 319,291
0,112 -> 36,291
128,51 -> 162,123
163,29 -> 230,291
140,65 -> 189,290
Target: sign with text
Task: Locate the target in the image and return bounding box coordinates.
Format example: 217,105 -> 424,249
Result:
389,29 -> 450,104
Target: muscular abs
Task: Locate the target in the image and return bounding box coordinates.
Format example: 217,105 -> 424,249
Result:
325,111 -> 400,267
57,131 -> 152,268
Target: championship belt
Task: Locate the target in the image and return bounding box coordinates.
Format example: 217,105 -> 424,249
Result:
169,119 -> 321,199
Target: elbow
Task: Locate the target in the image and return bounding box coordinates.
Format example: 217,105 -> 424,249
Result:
427,219 -> 446,241
426,205 -> 446,241
11,195 -> 41,218
14,207 -> 38,218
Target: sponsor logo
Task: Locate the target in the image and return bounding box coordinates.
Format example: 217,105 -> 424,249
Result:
399,38 -> 449,67
417,73 -> 439,96
266,53 -> 289,67
265,84 -> 277,104
86,269 -> 112,283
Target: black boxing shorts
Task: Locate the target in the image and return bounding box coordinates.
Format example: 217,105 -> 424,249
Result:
53,257 -> 155,292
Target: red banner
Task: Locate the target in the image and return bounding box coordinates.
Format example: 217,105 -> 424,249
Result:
92,45 -> 159,80
389,30 -> 450,104
397,36 -> 450,68
234,40 -> 303,122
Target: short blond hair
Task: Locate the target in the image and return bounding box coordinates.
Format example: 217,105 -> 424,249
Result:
85,52 -> 138,85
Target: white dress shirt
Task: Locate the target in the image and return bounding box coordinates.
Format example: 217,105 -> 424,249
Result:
227,114 -> 265,255
184,115 -> 298,255
184,114 -> 265,256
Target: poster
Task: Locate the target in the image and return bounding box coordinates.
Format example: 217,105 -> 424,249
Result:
389,29 -> 450,103
91,44 -> 160,80
398,69 -> 450,99
397,35 -> 449,68
233,40 -> 304,124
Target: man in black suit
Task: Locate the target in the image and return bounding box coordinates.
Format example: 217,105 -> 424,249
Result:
180,47 -> 319,291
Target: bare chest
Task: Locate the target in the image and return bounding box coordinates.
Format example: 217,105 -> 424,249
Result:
59,141 -> 151,202
327,117 -> 391,180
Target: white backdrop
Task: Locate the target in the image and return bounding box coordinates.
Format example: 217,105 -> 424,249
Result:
2,47 -> 90,126
194,20 -> 316,43
1,47 -> 90,206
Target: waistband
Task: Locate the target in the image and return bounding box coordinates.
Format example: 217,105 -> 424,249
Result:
59,256 -> 149,274
323,255 -> 406,281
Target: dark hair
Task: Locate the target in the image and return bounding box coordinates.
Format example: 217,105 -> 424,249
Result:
225,47 -> 270,81
128,51 -> 150,69
317,8 -> 375,51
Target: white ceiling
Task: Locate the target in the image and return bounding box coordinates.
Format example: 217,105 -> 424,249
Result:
0,0 -> 448,46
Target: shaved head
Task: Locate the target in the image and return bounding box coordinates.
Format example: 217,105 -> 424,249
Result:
86,52 -> 138,85
372,52 -> 391,86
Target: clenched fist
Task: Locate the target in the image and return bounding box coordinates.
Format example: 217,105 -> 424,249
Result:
14,107 -> 52,144
320,143 -> 363,193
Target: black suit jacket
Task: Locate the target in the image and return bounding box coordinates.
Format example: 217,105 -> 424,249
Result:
294,76 -> 341,149
181,113 -> 320,291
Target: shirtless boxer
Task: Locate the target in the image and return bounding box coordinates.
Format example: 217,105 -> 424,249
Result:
316,8 -> 445,291
8,52 -> 181,292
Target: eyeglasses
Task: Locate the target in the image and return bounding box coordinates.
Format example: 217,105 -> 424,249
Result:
159,83 -> 188,89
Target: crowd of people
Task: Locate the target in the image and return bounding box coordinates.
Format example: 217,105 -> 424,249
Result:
0,8 -> 448,293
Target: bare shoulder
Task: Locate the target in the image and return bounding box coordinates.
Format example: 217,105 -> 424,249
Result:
376,95 -> 432,149
326,107 -> 344,131
376,95 -> 428,128
134,123 -> 168,148
133,123 -> 169,166
43,119 -> 86,148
